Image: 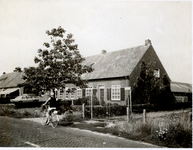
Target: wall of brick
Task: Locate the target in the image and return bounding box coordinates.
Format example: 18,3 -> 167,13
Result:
129,45 -> 169,88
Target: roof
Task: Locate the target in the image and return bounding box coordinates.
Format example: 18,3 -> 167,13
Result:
0,72 -> 25,89
0,87 -> 20,95
171,81 -> 192,93
81,44 -> 150,80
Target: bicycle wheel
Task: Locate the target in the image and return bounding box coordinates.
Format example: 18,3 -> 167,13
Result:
50,111 -> 59,128
41,111 -> 49,126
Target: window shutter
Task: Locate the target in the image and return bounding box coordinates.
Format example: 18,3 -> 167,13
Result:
121,88 -> 125,101
107,88 -> 111,100
74,89 -> 77,99
82,89 -> 85,97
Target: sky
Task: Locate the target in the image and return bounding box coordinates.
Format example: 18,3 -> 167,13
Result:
0,0 -> 192,84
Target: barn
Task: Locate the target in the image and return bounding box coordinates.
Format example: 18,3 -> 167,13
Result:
0,72 -> 25,103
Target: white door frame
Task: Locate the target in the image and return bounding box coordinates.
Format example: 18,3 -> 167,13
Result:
98,84 -> 105,102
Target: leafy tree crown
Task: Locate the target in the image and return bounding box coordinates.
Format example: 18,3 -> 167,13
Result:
23,26 -> 93,94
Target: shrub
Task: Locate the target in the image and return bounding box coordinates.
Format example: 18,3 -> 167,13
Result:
84,104 -> 127,118
56,99 -> 73,114
166,123 -> 192,148
73,96 -> 100,105
73,97 -> 88,105
136,123 -> 152,135
60,112 -> 83,122
0,105 -> 37,118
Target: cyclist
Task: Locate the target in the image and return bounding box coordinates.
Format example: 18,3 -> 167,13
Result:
42,92 -> 58,124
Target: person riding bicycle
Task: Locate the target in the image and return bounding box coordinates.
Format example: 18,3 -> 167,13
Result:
42,92 -> 58,123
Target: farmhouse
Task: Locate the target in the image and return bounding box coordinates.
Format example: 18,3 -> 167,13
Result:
61,39 -> 170,105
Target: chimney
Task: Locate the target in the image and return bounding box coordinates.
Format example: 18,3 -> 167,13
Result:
145,39 -> 152,46
101,50 -> 107,54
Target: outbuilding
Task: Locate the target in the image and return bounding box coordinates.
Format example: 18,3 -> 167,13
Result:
0,72 -> 25,103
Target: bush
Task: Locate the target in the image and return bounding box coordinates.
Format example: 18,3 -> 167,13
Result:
136,123 -> 152,135
166,123 -> 192,148
56,99 -> 73,114
73,96 -> 100,105
132,104 -> 155,113
0,104 -> 37,118
84,104 -> 127,118
73,97 -> 88,105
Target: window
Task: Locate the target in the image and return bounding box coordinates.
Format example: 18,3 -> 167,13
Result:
77,89 -> 82,98
59,89 -> 64,99
154,69 -> 160,78
65,87 -> 76,99
71,91 -> 75,99
86,87 -> 93,97
65,88 -> 69,99
111,85 -> 121,100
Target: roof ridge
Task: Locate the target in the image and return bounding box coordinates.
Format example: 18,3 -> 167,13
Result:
84,44 -> 145,58
82,44 -> 150,80
171,81 -> 192,85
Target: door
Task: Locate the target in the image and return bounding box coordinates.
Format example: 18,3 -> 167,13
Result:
98,85 -> 105,104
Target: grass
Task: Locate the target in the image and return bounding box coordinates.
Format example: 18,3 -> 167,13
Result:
0,104 -> 192,148
69,108 -> 192,148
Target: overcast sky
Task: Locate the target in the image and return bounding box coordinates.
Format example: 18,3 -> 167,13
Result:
0,0 -> 192,84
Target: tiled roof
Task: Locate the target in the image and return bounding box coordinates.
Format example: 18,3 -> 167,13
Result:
0,42 -> 150,87
171,81 -> 192,93
0,72 -> 25,88
81,44 -> 150,80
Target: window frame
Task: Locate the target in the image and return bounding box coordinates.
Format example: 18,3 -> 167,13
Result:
65,87 -> 76,100
70,89 -> 75,100
86,86 -> 93,97
111,85 -> 121,101
65,87 -> 69,99
59,88 -> 64,99
77,88 -> 82,99
154,68 -> 160,78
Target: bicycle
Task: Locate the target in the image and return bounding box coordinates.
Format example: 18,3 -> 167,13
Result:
41,104 -> 59,128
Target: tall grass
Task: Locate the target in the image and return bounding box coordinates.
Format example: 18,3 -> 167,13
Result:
0,104 -> 40,118
108,110 -> 192,148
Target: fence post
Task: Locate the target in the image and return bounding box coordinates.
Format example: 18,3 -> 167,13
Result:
130,89 -> 132,114
82,103 -> 85,119
127,107 -> 130,122
187,112 -> 192,125
91,95 -> 93,119
143,109 -> 146,124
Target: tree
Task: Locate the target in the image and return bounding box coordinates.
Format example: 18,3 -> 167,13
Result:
155,74 -> 175,109
23,26 -> 93,95
14,67 -> 22,72
132,62 -> 175,110
132,62 -> 161,104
